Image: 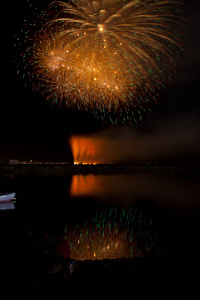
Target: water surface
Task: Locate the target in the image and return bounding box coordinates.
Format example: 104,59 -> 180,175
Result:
1,171 -> 199,262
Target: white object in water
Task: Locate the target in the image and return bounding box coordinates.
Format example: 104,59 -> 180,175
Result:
0,203 -> 15,210
0,192 -> 16,203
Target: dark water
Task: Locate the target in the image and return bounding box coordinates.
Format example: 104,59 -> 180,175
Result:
0,172 -> 200,295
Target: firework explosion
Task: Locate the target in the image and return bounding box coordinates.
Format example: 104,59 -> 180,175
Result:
64,207 -> 163,260
18,0 -> 185,123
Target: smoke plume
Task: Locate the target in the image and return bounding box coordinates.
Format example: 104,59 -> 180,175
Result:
70,111 -> 200,165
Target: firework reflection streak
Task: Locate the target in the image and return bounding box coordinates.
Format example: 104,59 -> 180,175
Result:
64,207 -> 163,260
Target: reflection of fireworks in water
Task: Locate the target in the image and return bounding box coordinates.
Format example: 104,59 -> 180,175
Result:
64,207 -> 163,260
18,0 -> 185,123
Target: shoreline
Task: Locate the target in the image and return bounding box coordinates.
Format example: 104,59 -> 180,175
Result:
0,163 -> 199,178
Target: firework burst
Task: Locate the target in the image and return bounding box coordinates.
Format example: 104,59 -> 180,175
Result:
18,0 -> 186,123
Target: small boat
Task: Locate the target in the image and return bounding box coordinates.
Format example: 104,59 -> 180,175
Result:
0,192 -> 16,203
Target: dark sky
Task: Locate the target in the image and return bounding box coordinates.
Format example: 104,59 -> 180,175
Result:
1,0 -> 200,163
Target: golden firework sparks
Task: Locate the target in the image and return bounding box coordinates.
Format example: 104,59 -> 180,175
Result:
20,0 -> 186,123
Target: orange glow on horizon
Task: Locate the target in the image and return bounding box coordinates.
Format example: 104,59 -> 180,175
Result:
70,136 -> 105,165
74,161 -> 97,165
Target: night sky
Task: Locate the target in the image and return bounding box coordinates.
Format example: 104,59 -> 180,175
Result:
1,0 -> 200,163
